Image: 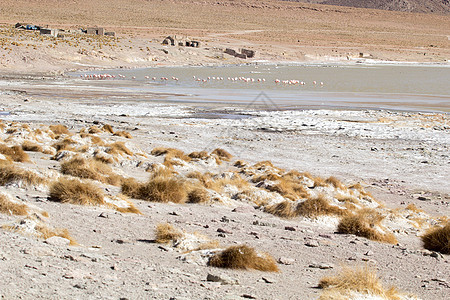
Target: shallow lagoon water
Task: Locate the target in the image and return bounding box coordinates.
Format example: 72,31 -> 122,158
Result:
78,64 -> 450,112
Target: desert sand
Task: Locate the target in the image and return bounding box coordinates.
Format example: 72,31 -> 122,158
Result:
0,1 -> 449,300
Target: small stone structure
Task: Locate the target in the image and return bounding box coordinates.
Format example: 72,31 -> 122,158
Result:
224,48 -> 256,59
162,36 -> 200,47
162,36 -> 175,46
39,28 -> 59,37
87,27 -> 104,35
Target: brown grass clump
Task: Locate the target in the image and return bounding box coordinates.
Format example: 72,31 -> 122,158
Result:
151,147 -> 191,161
209,245 -> 279,272
155,223 -> 184,244
211,148 -> 232,161
36,224 -> 77,245
421,223 -> 450,254
405,203 -> 424,214
326,176 -> 346,190
52,137 -> 77,152
187,187 -> 210,204
234,160 -> 247,168
265,178 -> 309,200
0,144 -> 30,162
337,209 -> 398,244
313,176 -> 327,188
264,201 -> 296,218
296,195 -> 348,218
318,265 -> 404,300
21,141 -> 44,153
102,124 -> 114,133
88,126 -> 102,134
121,175 -> 188,203
113,131 -> 132,139
0,193 -> 28,215
49,124 -> 69,135
90,135 -> 105,146
0,161 -> 47,186
106,142 -> 133,156
49,177 -> 105,206
188,151 -> 209,160
111,194 -> 142,214
60,157 -> 123,186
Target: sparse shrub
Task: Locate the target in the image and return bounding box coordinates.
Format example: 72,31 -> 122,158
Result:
188,187 -> 210,203
234,160 -> 247,168
209,245 -> 279,272
313,176 -> 327,187
90,135 -> 105,145
325,176 -> 345,190
318,265 -> 406,300
60,157 -> 123,186
265,178 -> 309,200
21,141 -> 43,152
421,223 -> 450,254
264,201 -> 296,218
296,195 -> 347,218
151,147 -> 190,162
102,124 -> 114,133
122,175 -> 187,203
0,161 -> 47,186
49,177 -> 105,206
88,126 -> 102,134
106,142 -> 133,156
211,148 -> 232,161
0,193 -> 28,215
155,223 -> 184,244
337,209 -> 397,244
49,124 -> 69,135
113,131 -> 132,139
0,144 -> 30,162
188,151 -> 209,160
52,137 -> 77,151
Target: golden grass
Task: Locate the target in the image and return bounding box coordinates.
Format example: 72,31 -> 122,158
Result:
188,151 -> 209,160
326,176 -> 346,190
318,265 -> 404,300
0,161 -> 47,186
0,144 -> 30,162
49,124 -> 69,135
106,141 -> 133,156
421,223 -> 450,254
113,131 -> 132,139
60,157 -> 123,186
88,126 -> 102,134
155,223 -> 184,244
93,151 -> 115,164
204,174 -> 249,193
211,148 -> 232,162
296,195 -> 348,218
90,135 -> 105,146
21,141 -> 44,152
337,209 -> 398,244
187,187 -> 210,204
234,160 -> 247,168
52,137 -> 77,152
0,193 -> 28,215
102,124 -> 114,133
121,174 -> 188,203
264,201 -> 296,218
209,245 -> 279,272
112,194 -> 142,214
405,203 -> 424,214
49,177 -> 105,206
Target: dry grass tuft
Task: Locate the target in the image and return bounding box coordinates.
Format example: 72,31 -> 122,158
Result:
102,124 -> 114,133
113,131 -> 132,139
49,124 -> 69,135
188,151 -> 209,160
151,147 -> 191,161
90,135 -> 105,146
234,160 -> 247,168
405,203 -> 424,214
122,174 -> 188,203
0,193 -> 28,215
265,177 -> 309,200
187,187 -> 210,203
421,223 -> 450,254
52,137 -> 77,152
60,157 -> 123,186
0,144 -> 30,162
21,141 -> 44,153
264,201 -> 296,218
0,161 -> 47,186
88,126 -> 102,134
296,195 -> 347,218
106,142 -> 133,156
209,245 -> 279,272
155,223 -> 184,244
326,176 -> 346,190
318,265 -> 404,300
49,177 -> 105,206
211,148 -> 232,161
337,209 -> 397,244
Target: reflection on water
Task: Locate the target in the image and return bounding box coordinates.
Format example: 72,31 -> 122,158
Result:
74,64 -> 450,112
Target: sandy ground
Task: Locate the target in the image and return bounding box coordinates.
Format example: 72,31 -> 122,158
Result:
0,79 -> 449,299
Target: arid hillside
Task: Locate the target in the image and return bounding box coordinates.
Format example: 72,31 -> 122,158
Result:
294,0 -> 450,14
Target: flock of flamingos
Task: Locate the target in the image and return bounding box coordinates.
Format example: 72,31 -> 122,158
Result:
80,73 -> 325,86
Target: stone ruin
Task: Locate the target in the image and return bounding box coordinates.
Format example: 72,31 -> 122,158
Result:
224,48 -> 255,59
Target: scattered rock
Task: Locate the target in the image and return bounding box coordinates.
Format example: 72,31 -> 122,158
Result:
217,228 -> 232,234
232,206 -> 255,213
98,212 -> 109,218
220,216 -> 230,223
304,239 -> 319,247
242,294 -> 257,299
261,276 -> 276,284
365,250 -> 374,256
308,262 -> 334,269
206,273 -> 239,285
284,226 -> 296,231
278,257 -> 295,265
44,236 -> 70,247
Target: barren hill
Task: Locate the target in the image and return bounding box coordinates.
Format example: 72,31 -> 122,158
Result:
293,0 -> 450,14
